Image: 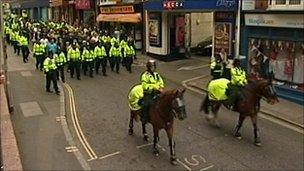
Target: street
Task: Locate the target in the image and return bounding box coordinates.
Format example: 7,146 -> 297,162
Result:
5,46 -> 303,170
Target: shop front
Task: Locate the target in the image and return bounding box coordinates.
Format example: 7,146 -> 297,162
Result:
144,0 -> 238,59
21,0 -> 50,21
96,2 -> 144,50
240,13 -> 304,104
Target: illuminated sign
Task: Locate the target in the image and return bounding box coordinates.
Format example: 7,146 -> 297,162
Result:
100,5 -> 134,14
163,1 -> 184,10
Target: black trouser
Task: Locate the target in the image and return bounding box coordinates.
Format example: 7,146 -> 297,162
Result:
17,45 -> 21,56
83,61 -> 94,77
70,61 -> 81,79
56,65 -> 65,82
114,57 -> 121,73
13,41 -> 19,54
142,93 -> 155,123
101,58 -> 107,75
46,70 -> 59,92
95,58 -> 102,74
110,57 -> 115,71
125,56 -> 133,73
5,34 -> 10,44
35,55 -> 44,70
21,46 -> 29,63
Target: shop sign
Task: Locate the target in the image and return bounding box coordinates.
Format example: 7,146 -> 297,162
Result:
245,14 -> 304,29
242,0 -> 255,10
100,5 -> 134,14
163,0 -> 184,10
149,13 -> 162,47
216,0 -> 236,8
75,0 -> 91,10
214,22 -> 232,55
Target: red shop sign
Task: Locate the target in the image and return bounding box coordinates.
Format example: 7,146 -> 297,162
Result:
75,0 -> 91,10
163,1 -> 184,10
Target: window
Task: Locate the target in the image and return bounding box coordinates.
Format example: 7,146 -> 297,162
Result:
275,0 -> 287,4
289,0 -> 301,4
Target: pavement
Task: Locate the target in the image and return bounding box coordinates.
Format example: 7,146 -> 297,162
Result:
5,46 -> 82,170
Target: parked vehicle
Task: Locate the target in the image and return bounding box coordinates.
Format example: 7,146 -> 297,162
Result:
191,36 -> 212,56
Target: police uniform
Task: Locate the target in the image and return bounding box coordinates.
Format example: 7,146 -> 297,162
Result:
54,51 -> 67,82
124,44 -> 135,73
33,42 -> 45,70
109,44 -> 122,73
19,35 -> 29,63
82,47 -> 95,77
43,56 -> 59,94
68,47 -> 81,80
94,44 -> 107,76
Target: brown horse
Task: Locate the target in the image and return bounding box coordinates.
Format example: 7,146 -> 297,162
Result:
128,89 -> 187,164
200,79 -> 279,146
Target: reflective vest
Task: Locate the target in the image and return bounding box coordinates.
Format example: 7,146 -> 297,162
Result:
128,84 -> 144,111
109,46 -> 122,58
54,52 -> 67,66
82,49 -> 94,62
33,43 -> 45,55
140,71 -> 165,94
19,36 -> 28,46
120,40 -> 127,49
43,57 -> 57,72
101,35 -> 111,43
94,46 -> 107,58
124,45 -> 135,58
207,78 -> 230,101
231,67 -> 247,86
68,48 -> 81,61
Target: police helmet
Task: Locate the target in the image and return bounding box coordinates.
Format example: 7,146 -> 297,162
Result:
146,59 -> 156,69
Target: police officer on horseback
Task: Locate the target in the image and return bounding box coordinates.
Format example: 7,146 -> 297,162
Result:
226,58 -> 247,110
140,60 -> 165,124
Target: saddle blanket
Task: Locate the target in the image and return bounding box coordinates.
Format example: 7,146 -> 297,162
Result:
207,78 -> 231,101
128,84 -> 144,111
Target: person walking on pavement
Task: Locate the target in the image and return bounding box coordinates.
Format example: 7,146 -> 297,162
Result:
109,42 -> 122,73
94,42 -> 107,76
54,48 -> 66,83
140,60 -> 165,123
68,43 -> 81,80
124,41 -> 135,73
33,40 -> 45,70
43,53 -> 60,95
19,33 -> 30,63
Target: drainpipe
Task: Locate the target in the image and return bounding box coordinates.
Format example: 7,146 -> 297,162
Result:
235,0 -> 242,59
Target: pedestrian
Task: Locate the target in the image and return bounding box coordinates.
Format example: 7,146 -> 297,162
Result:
94,42 -> 107,76
19,33 -> 30,63
68,43 -> 81,80
47,38 -> 58,55
124,41 -> 135,73
43,53 -> 60,95
109,42 -> 122,73
54,48 -> 66,82
33,40 -> 45,70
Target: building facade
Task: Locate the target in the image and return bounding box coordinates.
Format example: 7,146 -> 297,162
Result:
240,0 -> 304,104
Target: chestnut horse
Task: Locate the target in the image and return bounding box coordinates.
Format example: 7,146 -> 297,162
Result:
128,89 -> 187,164
200,79 -> 279,146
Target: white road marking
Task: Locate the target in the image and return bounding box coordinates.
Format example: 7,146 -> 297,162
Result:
65,146 -> 77,150
136,143 -> 153,149
178,64 -> 209,71
177,159 -> 192,170
67,149 -> 79,153
199,165 -> 214,171
99,151 -> 121,160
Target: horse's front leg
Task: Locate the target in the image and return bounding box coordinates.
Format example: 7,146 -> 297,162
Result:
233,115 -> 245,139
153,127 -> 159,156
142,122 -> 149,141
166,126 -> 177,165
251,114 -> 261,146
128,111 -> 134,135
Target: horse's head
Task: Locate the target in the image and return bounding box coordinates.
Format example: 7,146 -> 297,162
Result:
171,88 -> 187,120
257,79 -> 279,105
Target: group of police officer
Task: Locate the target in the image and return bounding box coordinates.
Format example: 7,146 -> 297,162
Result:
4,13 -> 136,95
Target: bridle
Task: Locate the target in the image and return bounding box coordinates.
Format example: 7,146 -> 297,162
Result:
171,97 -> 185,118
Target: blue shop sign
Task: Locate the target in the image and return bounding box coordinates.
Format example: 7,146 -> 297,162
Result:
144,0 -> 238,11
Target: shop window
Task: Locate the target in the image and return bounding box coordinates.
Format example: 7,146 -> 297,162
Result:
248,38 -> 304,91
275,0 -> 287,4
289,0 -> 301,4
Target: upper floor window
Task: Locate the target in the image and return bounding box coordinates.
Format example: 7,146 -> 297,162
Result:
289,0 -> 301,4
275,0 -> 287,4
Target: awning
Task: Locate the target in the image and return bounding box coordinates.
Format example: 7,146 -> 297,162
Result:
96,13 -> 142,23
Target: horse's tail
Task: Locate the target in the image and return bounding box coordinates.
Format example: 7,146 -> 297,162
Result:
200,95 -> 210,114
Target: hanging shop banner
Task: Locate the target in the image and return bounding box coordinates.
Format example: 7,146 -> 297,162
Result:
175,16 -> 185,47
75,0 -> 91,10
214,22 -> 232,55
148,13 -> 162,47
100,5 -> 134,14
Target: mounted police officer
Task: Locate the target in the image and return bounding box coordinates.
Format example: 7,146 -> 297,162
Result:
226,58 -> 247,110
140,60 -> 165,123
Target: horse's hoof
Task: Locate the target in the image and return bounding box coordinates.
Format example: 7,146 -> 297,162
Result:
254,139 -> 262,147
153,150 -> 159,156
143,135 -> 149,142
170,157 -> 178,165
234,133 -> 242,140
128,129 -> 134,135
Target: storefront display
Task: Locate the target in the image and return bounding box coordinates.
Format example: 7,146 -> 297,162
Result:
148,13 -> 162,47
248,38 -> 304,90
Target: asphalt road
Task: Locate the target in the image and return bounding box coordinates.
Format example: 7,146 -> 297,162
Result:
64,58 -> 304,170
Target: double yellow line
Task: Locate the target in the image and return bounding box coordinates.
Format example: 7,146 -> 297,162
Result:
64,83 -> 98,161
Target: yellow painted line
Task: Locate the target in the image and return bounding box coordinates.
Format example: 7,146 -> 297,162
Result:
63,83 -> 98,160
99,151 -> 121,160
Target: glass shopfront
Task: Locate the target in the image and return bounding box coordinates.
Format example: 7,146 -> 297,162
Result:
248,38 -> 304,91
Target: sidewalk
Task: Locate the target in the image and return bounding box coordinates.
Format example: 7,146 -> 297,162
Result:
185,75 -> 304,129
5,46 -> 82,170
